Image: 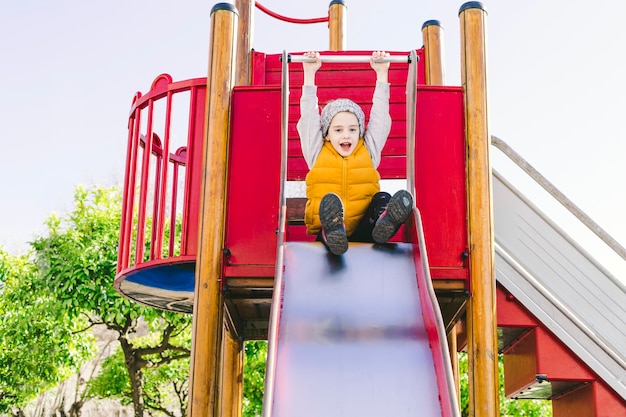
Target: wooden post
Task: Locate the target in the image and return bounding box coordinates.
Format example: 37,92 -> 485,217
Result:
235,0 -> 253,85
220,326 -> 244,417
328,0 -> 347,51
447,328 -> 460,411
422,18 -> 461,411
188,3 -> 238,417
421,20 -> 445,86
217,3 -> 251,417
459,2 -> 499,416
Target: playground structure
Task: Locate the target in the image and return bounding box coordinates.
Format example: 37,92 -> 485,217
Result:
114,1 -> 626,416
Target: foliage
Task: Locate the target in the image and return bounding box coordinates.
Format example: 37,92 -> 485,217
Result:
0,248 -> 95,413
27,185 -> 191,417
30,186 -> 132,324
87,337 -> 190,415
141,351 -> 189,417
85,348 -> 131,403
243,341 -> 267,417
458,350 -> 469,414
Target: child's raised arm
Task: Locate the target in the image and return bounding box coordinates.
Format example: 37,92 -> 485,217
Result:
298,51 -> 324,169
370,50 -> 390,83
365,50 -> 392,168
302,51 -> 322,86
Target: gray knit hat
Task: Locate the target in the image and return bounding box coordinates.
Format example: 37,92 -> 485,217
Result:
321,98 -> 365,138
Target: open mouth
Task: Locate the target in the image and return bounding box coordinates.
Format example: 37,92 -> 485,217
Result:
340,142 -> 352,151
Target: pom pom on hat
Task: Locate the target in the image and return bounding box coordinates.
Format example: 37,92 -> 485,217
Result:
321,98 -> 365,138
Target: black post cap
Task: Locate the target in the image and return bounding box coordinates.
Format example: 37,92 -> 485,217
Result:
211,2 -> 238,15
422,19 -> 442,30
459,1 -> 486,15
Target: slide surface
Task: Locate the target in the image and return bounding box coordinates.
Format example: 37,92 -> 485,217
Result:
266,241 -> 448,417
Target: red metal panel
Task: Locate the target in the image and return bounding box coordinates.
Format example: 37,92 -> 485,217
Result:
552,383 -> 596,417
256,50 -> 426,86
414,86 -> 468,278
496,284 -> 537,327
534,327 -> 595,381
224,87 -> 282,276
503,329 -> 539,396
504,326 -> 595,395
593,382 -> 626,417
250,51 -> 267,85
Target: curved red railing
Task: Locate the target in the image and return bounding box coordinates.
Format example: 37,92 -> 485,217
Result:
117,75 -> 207,274
255,1 -> 329,24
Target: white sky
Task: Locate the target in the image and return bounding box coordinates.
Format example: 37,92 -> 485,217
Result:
1,0 -> 624,277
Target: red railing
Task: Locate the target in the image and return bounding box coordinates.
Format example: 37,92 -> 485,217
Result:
117,74 -> 207,274
255,1 -> 329,24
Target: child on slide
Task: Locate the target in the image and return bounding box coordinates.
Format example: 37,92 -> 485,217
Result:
297,50 -> 413,256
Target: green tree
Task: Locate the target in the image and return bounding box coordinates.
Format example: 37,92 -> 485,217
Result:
87,336 -> 190,417
30,186 -> 191,417
243,341 -> 267,417
141,352 -> 189,417
0,249 -> 94,414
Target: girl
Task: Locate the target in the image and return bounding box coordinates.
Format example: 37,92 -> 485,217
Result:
297,51 -> 413,255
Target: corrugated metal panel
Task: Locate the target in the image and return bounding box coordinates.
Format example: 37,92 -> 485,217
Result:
493,170 -> 626,400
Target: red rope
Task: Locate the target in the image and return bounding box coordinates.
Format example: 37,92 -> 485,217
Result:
255,1 -> 329,24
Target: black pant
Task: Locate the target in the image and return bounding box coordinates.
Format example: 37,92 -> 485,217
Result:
316,191 -> 391,244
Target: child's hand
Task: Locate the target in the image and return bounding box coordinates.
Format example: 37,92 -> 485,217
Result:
370,50 -> 390,83
302,51 -> 322,86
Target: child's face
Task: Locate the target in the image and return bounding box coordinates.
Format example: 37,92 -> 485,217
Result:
325,111 -> 360,157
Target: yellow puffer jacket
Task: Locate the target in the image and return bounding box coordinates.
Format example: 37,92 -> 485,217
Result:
305,139 -> 380,236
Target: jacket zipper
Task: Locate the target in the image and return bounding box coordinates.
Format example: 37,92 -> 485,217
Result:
342,157 -> 347,201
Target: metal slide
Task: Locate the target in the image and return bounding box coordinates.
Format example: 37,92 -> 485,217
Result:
493,171 -> 626,400
263,215 -> 458,416
262,51 -> 457,416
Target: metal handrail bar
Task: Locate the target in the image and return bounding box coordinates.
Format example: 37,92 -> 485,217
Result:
405,50 -> 418,196
491,135 -> 626,261
288,54 -> 412,64
407,50 -> 458,414
262,50 -> 291,417
414,207 -> 461,417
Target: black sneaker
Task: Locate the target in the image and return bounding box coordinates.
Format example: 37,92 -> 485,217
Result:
319,193 -> 348,255
372,190 -> 413,244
